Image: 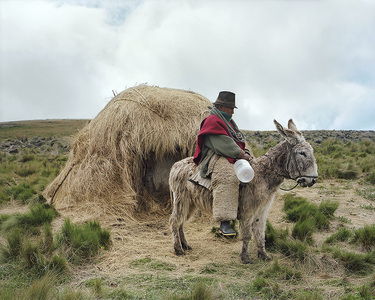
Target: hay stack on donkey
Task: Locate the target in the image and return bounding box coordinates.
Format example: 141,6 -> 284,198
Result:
44,85 -> 211,221
169,119 -> 318,263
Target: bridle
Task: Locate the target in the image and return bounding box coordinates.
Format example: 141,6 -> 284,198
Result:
264,140 -> 318,191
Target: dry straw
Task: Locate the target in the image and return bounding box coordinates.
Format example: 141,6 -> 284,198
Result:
44,85 -> 211,223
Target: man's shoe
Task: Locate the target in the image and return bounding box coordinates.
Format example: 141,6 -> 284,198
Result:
219,221 -> 237,236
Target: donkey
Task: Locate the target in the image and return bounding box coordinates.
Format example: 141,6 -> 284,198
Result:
169,119 -> 318,263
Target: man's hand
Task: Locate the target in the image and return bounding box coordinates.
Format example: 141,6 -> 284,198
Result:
237,150 -> 253,161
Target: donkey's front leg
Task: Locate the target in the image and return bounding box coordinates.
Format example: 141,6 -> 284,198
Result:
239,219 -> 252,264
240,240 -> 252,264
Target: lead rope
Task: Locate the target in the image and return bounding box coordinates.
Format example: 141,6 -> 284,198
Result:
279,181 -> 299,191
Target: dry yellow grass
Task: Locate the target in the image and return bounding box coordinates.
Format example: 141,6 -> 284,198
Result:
43,85 -> 211,222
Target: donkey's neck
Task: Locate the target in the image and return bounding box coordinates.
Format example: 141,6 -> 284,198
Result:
257,140 -> 290,183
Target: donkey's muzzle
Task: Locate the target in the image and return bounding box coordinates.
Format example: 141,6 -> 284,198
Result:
297,177 -> 317,187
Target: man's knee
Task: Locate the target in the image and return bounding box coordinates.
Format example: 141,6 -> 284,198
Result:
212,158 -> 239,185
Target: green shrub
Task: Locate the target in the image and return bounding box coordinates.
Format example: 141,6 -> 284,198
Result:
265,221 -> 289,252
28,271 -> 56,300
22,239 -> 45,270
14,163 -> 39,177
0,214 -> 11,227
8,182 -> 36,203
48,254 -> 68,275
325,227 -> 352,244
331,248 -> 374,275
2,203 -> 58,233
313,211 -> 330,230
365,171 -> 375,185
352,224 -> 375,251
361,139 -> 375,154
292,218 -> 315,244
19,154 -> 35,163
0,190 -> 11,203
189,282 -> 215,300
92,278 -> 103,297
252,276 -> 269,292
43,223 -> 54,254
58,289 -> 85,300
57,219 -> 111,264
252,276 -> 280,297
283,194 -> 309,222
319,200 -> 339,219
336,169 -> 358,180
0,228 -> 23,261
276,238 -> 309,262
259,260 -> 302,281
283,194 -> 338,243
314,137 -> 375,180
359,284 -> 374,299
360,157 -> 375,173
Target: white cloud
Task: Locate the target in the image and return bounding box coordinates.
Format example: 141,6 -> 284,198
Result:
1,0 -> 374,130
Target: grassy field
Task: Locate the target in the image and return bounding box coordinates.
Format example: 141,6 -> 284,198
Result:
0,119 -> 89,142
0,120 -> 374,299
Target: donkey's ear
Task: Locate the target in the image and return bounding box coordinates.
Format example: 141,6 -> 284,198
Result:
288,119 -> 300,133
275,119 -> 305,143
274,120 -> 295,138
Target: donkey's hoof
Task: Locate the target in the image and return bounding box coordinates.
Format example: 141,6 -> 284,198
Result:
182,244 -> 192,250
258,251 -> 272,261
240,254 -> 252,264
175,249 -> 185,256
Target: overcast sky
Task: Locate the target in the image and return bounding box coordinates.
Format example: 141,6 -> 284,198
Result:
1,0 -> 374,130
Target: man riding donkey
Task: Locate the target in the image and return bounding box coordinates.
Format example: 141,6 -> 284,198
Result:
191,91 -> 252,236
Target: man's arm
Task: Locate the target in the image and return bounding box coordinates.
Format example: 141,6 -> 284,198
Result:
205,135 -> 252,160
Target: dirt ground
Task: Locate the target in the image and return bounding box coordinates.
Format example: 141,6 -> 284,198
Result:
39,179 -> 372,283
1,179 -> 373,293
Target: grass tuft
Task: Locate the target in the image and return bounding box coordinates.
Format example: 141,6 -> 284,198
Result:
330,247 -> 374,275
57,219 -> 111,264
352,224 -> 375,251
48,254 -> 68,275
365,171 -> 375,185
325,227 -> 352,244
276,238 -> 309,262
170,282 -> 215,300
259,260 -> 302,281
292,218 -> 315,244
1,203 -> 58,233
22,239 -> 45,270
28,271 -> 57,300
282,194 -> 338,243
0,228 -> 23,261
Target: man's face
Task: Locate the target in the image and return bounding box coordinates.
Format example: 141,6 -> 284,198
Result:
219,105 -> 234,116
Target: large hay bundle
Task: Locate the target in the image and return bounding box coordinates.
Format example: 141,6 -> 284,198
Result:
44,85 -> 211,222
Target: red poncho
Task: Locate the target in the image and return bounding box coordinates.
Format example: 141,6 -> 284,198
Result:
193,114 -> 245,165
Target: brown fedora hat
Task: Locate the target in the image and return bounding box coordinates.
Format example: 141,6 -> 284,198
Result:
213,91 -> 237,108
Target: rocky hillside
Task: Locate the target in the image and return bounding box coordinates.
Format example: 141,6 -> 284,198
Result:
0,136 -> 71,155
244,129 -> 375,146
0,119 -> 374,155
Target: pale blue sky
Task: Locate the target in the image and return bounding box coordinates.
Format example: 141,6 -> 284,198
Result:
1,0 -> 374,130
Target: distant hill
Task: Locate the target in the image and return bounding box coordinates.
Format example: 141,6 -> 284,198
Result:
1,119 -> 374,152
0,119 -> 89,142
244,129 -> 375,146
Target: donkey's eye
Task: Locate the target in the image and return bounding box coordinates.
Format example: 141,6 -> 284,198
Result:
299,151 -> 306,157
